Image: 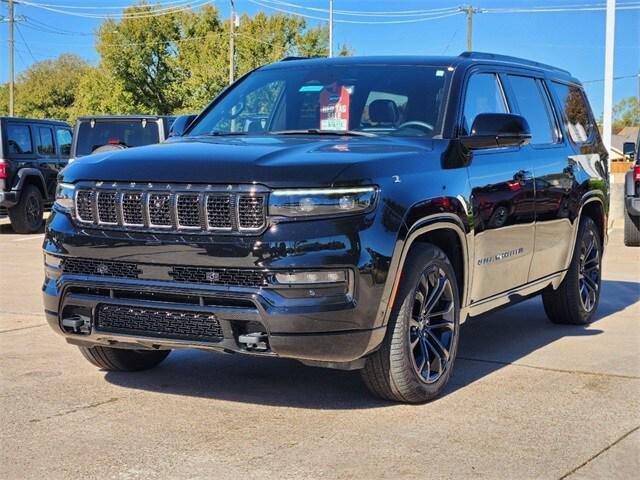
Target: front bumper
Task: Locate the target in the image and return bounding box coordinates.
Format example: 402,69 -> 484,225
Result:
43,207 -> 396,366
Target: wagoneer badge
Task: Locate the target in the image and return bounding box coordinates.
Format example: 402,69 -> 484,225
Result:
206,271 -> 220,282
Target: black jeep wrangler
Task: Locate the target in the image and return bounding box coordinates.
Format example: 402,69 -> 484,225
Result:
44,53 -> 609,403
1,117 -> 72,233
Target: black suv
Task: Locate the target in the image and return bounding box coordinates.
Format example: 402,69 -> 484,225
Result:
69,115 -> 175,161
1,117 -> 72,233
44,53 -> 609,403
623,133 -> 639,246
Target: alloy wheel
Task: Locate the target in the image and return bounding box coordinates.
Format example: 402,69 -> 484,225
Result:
408,265 -> 456,384
578,228 -> 600,312
26,195 -> 41,228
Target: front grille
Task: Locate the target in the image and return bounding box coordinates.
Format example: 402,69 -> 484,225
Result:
97,191 -> 118,224
238,195 -> 266,230
206,194 -> 233,230
148,193 -> 172,227
74,184 -> 267,234
76,190 -> 95,222
122,192 -> 144,225
170,266 -> 269,287
62,258 -> 141,278
96,304 -> 224,341
176,194 -> 201,228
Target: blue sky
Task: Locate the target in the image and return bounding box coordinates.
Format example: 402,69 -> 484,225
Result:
1,0 -> 638,117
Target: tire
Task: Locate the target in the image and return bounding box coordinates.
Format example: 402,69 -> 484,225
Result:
542,216 -> 602,325
623,206 -> 640,246
8,184 -> 44,234
78,346 -> 170,372
361,243 -> 460,403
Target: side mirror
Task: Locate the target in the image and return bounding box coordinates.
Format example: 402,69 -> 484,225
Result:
168,114 -> 197,137
622,142 -> 636,159
461,113 -> 532,150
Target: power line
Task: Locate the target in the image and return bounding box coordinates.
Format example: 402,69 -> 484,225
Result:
14,0 -> 212,19
15,23 -> 36,62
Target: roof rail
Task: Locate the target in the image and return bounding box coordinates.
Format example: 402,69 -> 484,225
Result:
459,51 -> 571,75
279,56 -> 310,62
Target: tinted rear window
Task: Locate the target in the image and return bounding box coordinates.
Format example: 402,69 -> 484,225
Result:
76,120 -> 160,156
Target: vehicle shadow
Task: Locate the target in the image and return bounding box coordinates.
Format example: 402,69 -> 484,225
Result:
104,279 -> 639,409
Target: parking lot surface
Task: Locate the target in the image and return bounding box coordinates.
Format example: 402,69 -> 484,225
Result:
1,218 -> 638,479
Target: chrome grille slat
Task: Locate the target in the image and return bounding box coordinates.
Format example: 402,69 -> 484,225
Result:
74,185 -> 267,234
176,193 -> 201,229
97,191 -> 118,225
205,194 -> 233,231
121,192 -> 144,226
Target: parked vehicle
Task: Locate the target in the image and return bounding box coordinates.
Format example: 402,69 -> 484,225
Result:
43,53 -> 609,403
623,133 -> 640,246
0,117 -> 72,233
69,115 -> 175,162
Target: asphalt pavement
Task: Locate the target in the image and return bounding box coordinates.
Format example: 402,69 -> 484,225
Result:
1,215 -> 638,479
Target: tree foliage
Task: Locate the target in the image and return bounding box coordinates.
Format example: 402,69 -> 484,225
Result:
0,54 -> 88,121
1,1 -> 345,122
613,96 -> 640,132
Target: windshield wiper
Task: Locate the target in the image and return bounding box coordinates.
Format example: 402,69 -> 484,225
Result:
204,130 -> 250,136
270,129 -> 376,137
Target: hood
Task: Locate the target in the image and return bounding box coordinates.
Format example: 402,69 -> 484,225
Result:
61,135 -> 432,187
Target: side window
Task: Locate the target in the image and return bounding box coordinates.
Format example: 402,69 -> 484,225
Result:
56,128 -> 72,157
551,82 -> 594,143
5,125 -> 33,155
462,73 -> 507,134
37,127 -> 55,156
508,75 -> 557,145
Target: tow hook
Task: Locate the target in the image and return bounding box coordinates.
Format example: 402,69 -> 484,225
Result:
61,315 -> 91,334
238,332 -> 269,352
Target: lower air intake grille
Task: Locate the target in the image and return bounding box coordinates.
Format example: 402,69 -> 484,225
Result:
96,304 -> 224,341
170,266 -> 269,287
63,258 -> 140,278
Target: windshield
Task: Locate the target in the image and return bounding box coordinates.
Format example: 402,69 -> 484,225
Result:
75,120 -> 160,156
188,63 -> 452,138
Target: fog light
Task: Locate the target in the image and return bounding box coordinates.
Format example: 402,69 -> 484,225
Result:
274,270 -> 347,285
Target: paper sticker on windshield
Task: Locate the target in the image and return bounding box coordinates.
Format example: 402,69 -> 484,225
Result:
320,83 -> 351,131
436,70 -> 445,77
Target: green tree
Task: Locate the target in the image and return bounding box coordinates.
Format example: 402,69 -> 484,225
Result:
96,2 -> 185,114
0,54 -> 88,122
613,96 -> 640,131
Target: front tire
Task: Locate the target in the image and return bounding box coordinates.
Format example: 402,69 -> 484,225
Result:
8,184 -> 43,234
623,206 -> 640,246
361,244 -> 460,403
78,346 -> 170,372
542,216 -> 602,325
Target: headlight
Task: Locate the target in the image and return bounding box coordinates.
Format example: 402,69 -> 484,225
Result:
54,183 -> 75,212
269,186 -> 377,218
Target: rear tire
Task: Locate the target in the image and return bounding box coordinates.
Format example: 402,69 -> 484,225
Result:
623,206 -> 640,246
8,184 -> 43,234
361,243 -> 460,403
542,216 -> 602,325
78,346 -> 170,372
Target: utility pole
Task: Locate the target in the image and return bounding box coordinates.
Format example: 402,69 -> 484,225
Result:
229,0 -> 235,85
460,5 -> 482,51
328,0 -> 334,58
602,0 -> 615,180
9,0 -> 14,116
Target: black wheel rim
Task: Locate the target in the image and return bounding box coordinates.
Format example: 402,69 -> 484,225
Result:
408,265 -> 456,384
26,195 -> 41,227
578,229 -> 600,312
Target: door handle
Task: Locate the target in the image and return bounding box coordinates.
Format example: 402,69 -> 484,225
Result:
513,170 -> 533,183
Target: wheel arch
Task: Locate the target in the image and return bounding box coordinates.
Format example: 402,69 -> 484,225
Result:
12,168 -> 48,201
375,213 -> 471,329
